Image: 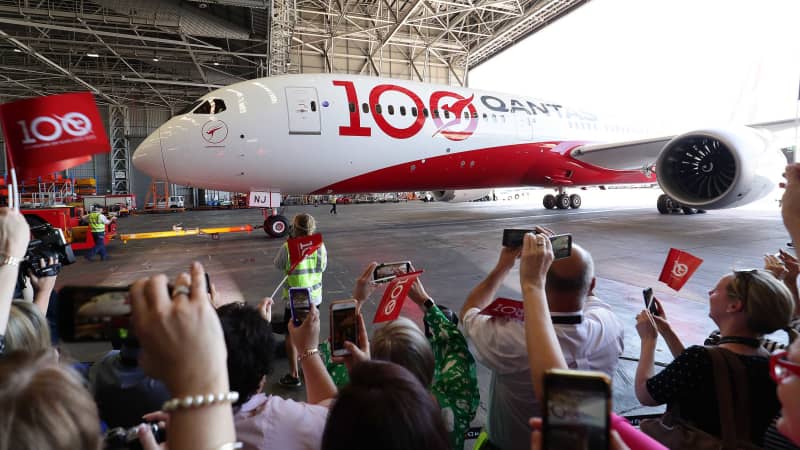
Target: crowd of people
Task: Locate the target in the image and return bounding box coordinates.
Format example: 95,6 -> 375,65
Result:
3,164 -> 800,450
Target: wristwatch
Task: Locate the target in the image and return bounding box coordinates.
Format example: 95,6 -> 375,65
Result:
0,254 -> 20,267
423,298 -> 435,311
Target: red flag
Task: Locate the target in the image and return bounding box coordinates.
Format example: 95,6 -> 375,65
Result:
479,298 -> 524,321
373,270 -> 423,324
659,248 -> 703,291
0,92 -> 110,179
287,233 -> 323,274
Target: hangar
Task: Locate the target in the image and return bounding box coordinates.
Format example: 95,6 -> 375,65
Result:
1,1 -> 797,449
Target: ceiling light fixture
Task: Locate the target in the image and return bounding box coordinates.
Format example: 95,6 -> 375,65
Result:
152,57 -> 159,62
213,62 -> 220,66
13,48 -> 21,53
87,52 -> 99,57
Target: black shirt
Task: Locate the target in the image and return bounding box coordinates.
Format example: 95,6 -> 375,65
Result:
646,345 -> 779,445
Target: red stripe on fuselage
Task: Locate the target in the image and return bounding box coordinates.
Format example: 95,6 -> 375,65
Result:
311,141 -> 656,194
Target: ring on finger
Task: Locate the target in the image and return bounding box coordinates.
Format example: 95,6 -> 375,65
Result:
172,285 -> 191,298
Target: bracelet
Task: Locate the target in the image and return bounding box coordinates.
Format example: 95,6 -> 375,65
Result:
162,391 -> 239,412
298,348 -> 320,362
0,254 -> 20,267
215,443 -> 243,450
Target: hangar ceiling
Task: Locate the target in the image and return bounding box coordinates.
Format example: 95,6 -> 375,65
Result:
0,0 -> 588,109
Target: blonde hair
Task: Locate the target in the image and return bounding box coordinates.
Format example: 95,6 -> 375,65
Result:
728,269 -> 795,335
6,300 -> 51,353
0,350 -> 101,450
290,213 -> 316,237
371,317 -> 434,388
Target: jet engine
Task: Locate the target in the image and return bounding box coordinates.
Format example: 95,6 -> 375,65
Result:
431,189 -> 493,202
655,126 -> 785,210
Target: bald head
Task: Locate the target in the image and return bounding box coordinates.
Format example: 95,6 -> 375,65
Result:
545,244 -> 595,312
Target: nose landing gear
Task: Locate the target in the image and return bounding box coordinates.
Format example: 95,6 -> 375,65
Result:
263,208 -> 289,237
543,189 -> 581,210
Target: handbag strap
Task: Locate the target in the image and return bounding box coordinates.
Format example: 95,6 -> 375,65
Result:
706,346 -> 753,448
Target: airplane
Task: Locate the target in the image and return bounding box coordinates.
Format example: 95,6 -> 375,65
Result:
133,73 -> 789,237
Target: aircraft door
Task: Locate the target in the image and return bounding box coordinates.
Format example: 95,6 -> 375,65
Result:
285,87 -> 321,135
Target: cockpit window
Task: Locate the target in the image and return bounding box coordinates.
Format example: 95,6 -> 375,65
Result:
175,100 -> 204,116
212,99 -> 226,114
193,100 -> 212,114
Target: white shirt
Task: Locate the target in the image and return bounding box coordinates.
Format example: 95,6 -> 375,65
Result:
234,393 -> 329,450
461,295 -> 624,450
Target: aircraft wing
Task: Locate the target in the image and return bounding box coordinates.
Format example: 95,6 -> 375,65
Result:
571,118 -> 799,171
569,136 -> 672,171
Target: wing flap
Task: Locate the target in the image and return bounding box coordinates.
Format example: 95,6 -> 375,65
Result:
570,136 -> 672,171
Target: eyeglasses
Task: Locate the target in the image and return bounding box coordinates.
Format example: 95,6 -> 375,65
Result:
732,269 -> 759,305
770,350 -> 800,383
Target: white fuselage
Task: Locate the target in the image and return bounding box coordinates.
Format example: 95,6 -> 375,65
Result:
133,74 -> 652,195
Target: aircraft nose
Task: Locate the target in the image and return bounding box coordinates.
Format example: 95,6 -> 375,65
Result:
132,128 -> 168,180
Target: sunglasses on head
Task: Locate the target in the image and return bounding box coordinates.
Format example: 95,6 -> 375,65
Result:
770,350 -> 800,383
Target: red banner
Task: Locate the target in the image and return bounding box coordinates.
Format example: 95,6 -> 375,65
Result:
287,233 -> 323,274
373,270 -> 423,324
659,248 -> 703,291
0,92 -> 110,179
479,298 -> 524,321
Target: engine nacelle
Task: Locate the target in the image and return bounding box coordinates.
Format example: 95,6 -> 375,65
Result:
431,189 -> 493,202
655,126 -> 785,209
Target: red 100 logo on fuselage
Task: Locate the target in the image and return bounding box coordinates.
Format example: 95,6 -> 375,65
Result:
333,80 -> 478,141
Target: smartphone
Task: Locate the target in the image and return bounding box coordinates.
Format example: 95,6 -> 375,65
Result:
642,287 -> 658,316
543,369 -> 611,450
205,272 -> 212,294
330,299 -> 358,356
289,287 -> 312,326
503,229 -> 572,260
58,286 -> 132,342
372,261 -> 412,283
502,228 -> 535,247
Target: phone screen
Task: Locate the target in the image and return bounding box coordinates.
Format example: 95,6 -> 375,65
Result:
373,262 -> 411,283
544,371 -> 610,450
331,304 -> 357,355
550,234 -> 572,260
289,288 -> 311,325
58,286 -> 131,342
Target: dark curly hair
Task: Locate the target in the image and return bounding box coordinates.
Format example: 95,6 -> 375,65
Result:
322,360 -> 450,450
216,303 -> 276,406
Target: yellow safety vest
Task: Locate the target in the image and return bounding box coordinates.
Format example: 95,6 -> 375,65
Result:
88,212 -> 106,233
283,242 -> 324,303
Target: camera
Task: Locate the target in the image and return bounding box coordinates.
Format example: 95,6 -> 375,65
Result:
24,221 -> 76,277
104,422 -> 166,450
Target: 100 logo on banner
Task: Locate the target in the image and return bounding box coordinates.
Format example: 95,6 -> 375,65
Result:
17,112 -> 93,144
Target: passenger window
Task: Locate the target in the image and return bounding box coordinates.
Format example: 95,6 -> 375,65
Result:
501,115 -> 506,123
423,108 -> 429,118
411,107 -> 418,117
212,99 -> 226,114
400,106 -> 406,116
464,111 -> 469,119
193,100 -> 212,114
375,104 -> 382,114
362,103 -> 369,113
310,101 -> 317,112
482,113 -> 487,119
492,114 -> 496,122
433,109 -> 439,118
444,110 -> 450,119
349,103 -> 355,113
388,105 -> 395,115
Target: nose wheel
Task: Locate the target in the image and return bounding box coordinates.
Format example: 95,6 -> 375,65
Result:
264,214 -> 289,237
543,192 -> 581,209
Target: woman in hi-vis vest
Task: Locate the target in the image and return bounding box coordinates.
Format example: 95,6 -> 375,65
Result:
272,213 -> 327,387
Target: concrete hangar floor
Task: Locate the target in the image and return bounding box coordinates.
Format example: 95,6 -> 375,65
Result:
58,186 -> 789,447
